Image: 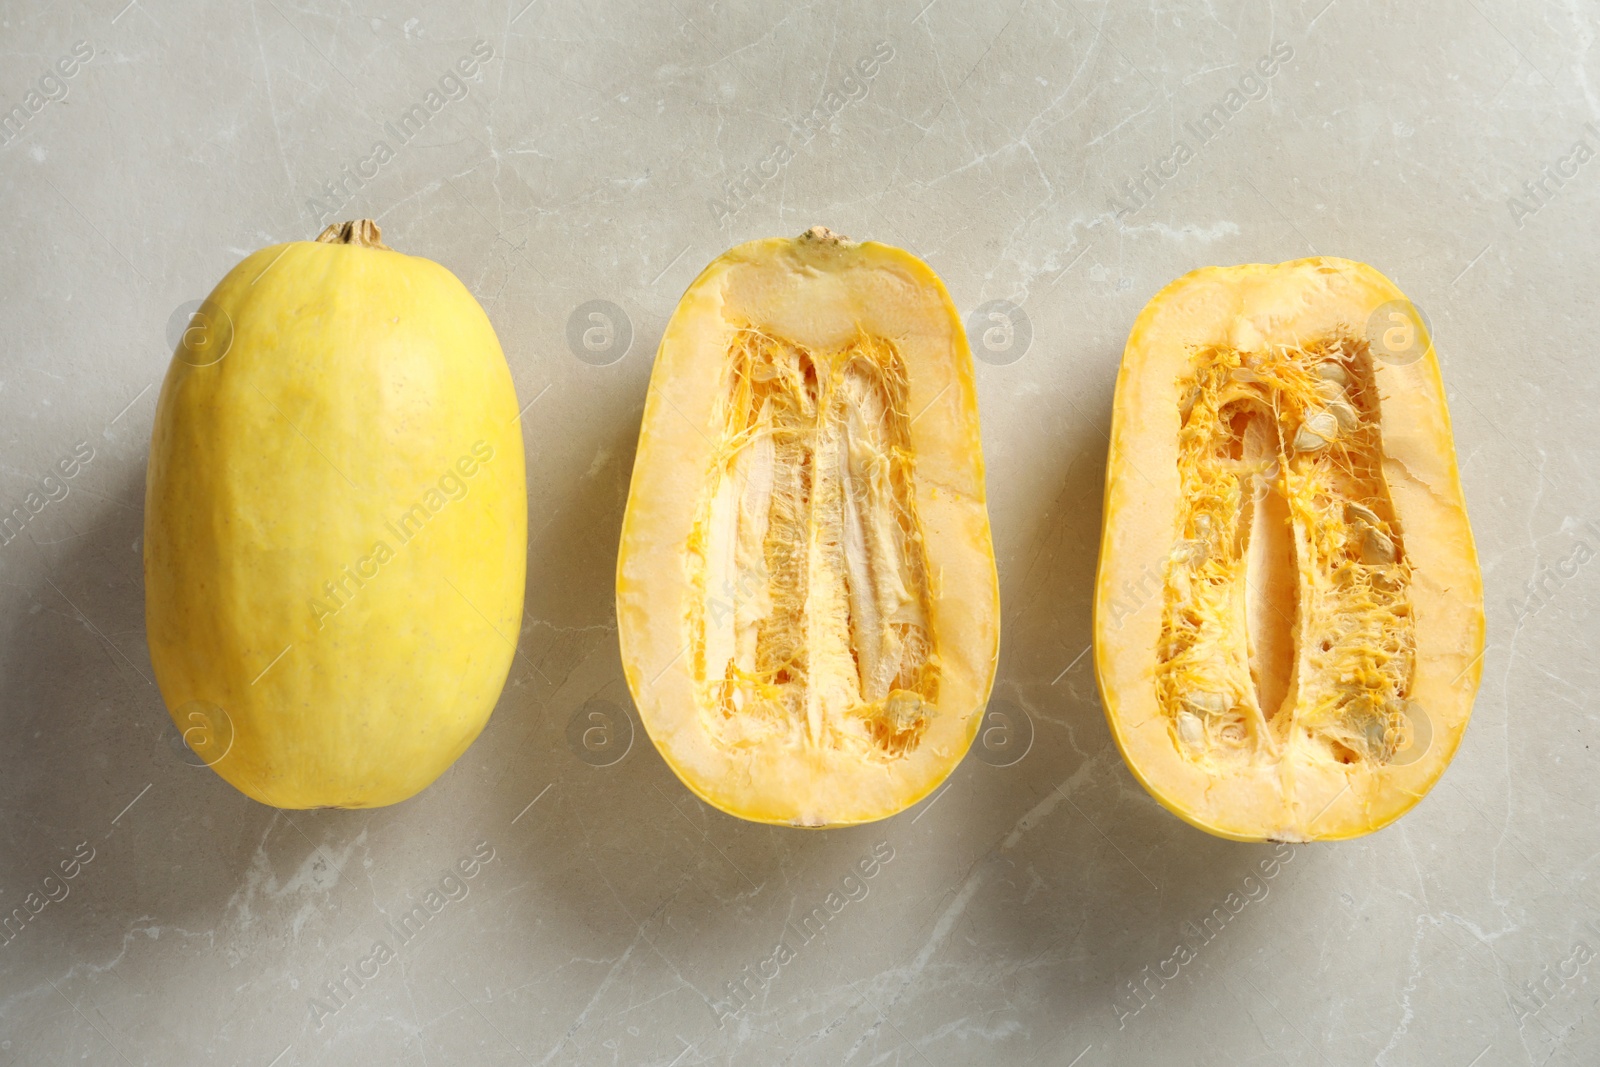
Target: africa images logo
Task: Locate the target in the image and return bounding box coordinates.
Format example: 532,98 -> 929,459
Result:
712,841 -> 895,1025
307,442 -> 495,630
307,841 -> 497,1029
1113,843 -> 1296,1028
0,40 -> 94,147
708,41 -> 895,225
1107,41 -> 1294,217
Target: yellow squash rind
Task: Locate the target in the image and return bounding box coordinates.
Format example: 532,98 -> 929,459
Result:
145,225 -> 527,809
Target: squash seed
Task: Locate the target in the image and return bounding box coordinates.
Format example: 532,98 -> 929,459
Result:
1176,711 -> 1205,747
1179,384 -> 1201,421
1183,690 -> 1229,715
1294,426 -> 1329,452
1304,410 -> 1339,439
1328,399 -> 1360,433
1360,526 -> 1396,565
1343,502 -> 1381,527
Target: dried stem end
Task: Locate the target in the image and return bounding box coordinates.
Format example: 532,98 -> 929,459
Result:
315,219 -> 391,250
799,225 -> 855,247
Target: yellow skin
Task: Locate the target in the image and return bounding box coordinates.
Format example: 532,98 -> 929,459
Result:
144,225 -> 527,808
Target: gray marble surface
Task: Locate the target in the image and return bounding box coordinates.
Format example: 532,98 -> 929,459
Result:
1,1 -> 1596,1064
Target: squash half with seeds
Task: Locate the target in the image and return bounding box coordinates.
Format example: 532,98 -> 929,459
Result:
1095,258 -> 1483,841
617,228 -> 999,826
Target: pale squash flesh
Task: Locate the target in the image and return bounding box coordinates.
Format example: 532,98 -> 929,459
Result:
145,221 -> 527,809
1095,258 -> 1484,841
617,228 -> 999,826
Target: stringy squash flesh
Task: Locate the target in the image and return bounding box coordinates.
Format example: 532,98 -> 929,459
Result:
1095,258 -> 1483,842
692,329 -> 939,758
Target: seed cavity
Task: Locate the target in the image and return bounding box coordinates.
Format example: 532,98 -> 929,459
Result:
688,327 -> 939,759
1158,336 -> 1416,767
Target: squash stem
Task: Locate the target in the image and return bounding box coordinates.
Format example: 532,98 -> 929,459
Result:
315,219 -> 391,250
